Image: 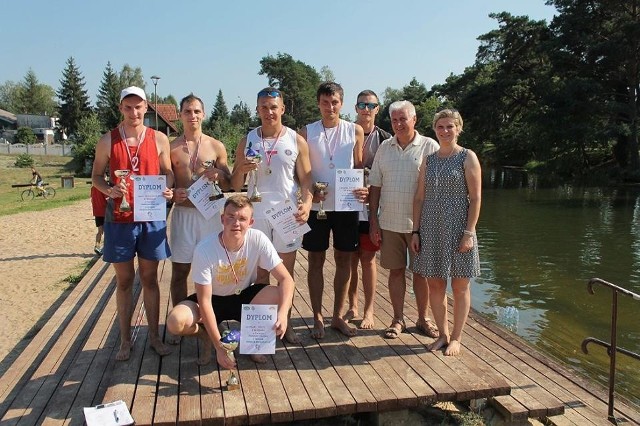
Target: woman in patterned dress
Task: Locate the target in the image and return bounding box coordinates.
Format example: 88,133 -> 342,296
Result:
410,109 -> 481,356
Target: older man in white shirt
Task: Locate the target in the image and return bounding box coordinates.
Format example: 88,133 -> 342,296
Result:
368,100 -> 439,340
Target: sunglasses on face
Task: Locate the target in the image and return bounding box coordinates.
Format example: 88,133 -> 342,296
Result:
356,102 -> 379,110
258,90 -> 281,98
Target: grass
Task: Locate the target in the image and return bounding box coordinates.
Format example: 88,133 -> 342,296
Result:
0,154 -> 91,216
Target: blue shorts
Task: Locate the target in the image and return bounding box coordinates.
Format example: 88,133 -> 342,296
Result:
103,221 -> 171,263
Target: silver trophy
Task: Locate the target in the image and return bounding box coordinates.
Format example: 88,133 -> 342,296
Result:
202,160 -> 224,201
114,169 -> 131,212
220,330 -> 241,391
245,146 -> 262,202
314,181 -> 329,220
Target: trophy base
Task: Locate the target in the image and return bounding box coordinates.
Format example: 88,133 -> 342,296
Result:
209,194 -> 224,201
317,212 -> 327,220
226,381 -> 240,391
120,205 -> 131,212
249,196 -> 262,202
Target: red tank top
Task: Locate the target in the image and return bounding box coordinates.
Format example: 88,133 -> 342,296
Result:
107,127 -> 160,223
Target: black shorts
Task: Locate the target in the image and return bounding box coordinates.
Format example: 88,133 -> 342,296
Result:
302,210 -> 359,252
185,283 -> 269,322
94,216 -> 105,227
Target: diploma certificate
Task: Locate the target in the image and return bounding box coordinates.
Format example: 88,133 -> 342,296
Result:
334,168 -> 364,212
239,304 -> 277,355
264,199 -> 311,242
187,175 -> 226,220
132,175 -> 167,222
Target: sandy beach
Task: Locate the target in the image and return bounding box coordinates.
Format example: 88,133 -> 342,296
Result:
0,198 -> 96,365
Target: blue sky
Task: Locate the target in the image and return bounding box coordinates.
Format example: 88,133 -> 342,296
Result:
2,0 -> 555,115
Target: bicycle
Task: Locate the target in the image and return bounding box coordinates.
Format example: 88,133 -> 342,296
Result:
21,183 -> 56,201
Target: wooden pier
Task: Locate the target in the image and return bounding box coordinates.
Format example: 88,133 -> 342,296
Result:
1,249 -> 638,425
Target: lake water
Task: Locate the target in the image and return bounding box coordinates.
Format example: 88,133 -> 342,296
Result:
472,168 -> 639,406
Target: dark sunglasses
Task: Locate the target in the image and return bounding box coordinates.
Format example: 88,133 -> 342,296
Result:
356,102 -> 379,110
258,90 -> 281,98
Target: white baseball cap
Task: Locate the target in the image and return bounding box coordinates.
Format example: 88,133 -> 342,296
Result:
120,86 -> 147,102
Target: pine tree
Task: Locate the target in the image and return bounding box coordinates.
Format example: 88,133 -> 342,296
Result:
207,90 -> 230,129
57,57 -> 91,138
16,69 -> 58,115
96,62 -> 121,131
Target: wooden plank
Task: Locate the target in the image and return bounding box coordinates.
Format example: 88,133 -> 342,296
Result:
1,263 -> 115,425
37,273 -> 119,425
490,395 -> 530,423
198,358 -> 225,425
234,341 -> 269,425
177,334 -> 202,426
0,260 -> 110,406
271,338 -> 316,421
255,354 -> 294,423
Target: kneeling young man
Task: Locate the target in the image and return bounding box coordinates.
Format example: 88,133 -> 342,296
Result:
166,195 -> 294,368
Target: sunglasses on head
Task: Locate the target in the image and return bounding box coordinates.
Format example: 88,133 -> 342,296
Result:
356,102 -> 379,110
258,90 -> 281,98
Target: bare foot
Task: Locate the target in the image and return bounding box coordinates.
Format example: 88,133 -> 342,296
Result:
165,332 -> 182,345
250,354 -> 268,363
342,308 -> 358,322
284,325 -> 300,344
311,319 -> 325,339
150,338 -> 171,357
359,313 -> 375,329
428,335 -> 449,352
444,340 -> 462,356
116,340 -> 132,361
331,317 -> 357,337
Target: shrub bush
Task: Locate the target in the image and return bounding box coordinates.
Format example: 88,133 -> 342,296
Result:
15,153 -> 35,168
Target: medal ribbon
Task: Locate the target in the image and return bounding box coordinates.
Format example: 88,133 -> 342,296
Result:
119,126 -> 146,172
220,233 -> 240,285
185,134 -> 202,178
322,121 -> 340,161
259,126 -> 283,169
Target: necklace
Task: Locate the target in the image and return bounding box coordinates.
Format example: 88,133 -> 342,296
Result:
259,126 -> 283,175
119,125 -> 147,172
434,147 -> 460,187
220,233 -> 242,293
322,121 -> 340,169
184,134 -> 202,181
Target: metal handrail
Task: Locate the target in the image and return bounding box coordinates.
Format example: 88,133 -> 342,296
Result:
581,277 -> 640,425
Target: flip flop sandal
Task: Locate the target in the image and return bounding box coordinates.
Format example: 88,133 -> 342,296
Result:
383,319 -> 406,339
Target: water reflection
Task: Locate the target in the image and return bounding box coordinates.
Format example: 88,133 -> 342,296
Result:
476,167 -> 640,405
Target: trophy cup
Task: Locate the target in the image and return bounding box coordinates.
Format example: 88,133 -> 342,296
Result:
245,146 -> 262,202
220,329 -> 241,391
314,181 -> 329,220
202,160 -> 224,201
114,169 -> 131,212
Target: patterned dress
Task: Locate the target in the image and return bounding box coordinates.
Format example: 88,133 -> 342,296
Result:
412,148 -> 480,278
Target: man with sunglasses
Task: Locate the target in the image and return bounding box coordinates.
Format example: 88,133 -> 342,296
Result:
300,82 -> 366,339
231,87 -> 313,343
344,90 -> 391,330
368,100 -> 439,340
167,94 -> 232,343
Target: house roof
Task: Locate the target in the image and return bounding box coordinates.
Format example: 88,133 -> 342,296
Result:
147,103 -> 179,133
0,109 -> 17,123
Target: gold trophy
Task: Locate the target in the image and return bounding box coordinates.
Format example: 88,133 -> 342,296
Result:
220,330 -> 241,391
202,160 -> 224,201
114,169 -> 131,212
245,146 -> 262,202
314,181 -> 329,220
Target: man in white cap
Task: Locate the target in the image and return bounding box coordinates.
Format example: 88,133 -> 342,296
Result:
92,86 -> 174,361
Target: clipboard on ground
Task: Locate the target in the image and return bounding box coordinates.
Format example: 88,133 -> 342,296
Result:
83,399 -> 134,425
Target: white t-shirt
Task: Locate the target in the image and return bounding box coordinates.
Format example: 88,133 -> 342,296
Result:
191,228 -> 282,296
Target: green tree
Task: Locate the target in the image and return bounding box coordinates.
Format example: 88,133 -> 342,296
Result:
57,57 -> 92,138
320,65 -> 335,82
14,70 -> 58,115
0,81 -> 22,112
259,52 -> 321,129
208,89 -> 229,128
71,112 -> 102,174
16,126 -> 36,145
230,101 -> 252,130
96,61 -> 121,131
118,64 -> 145,90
